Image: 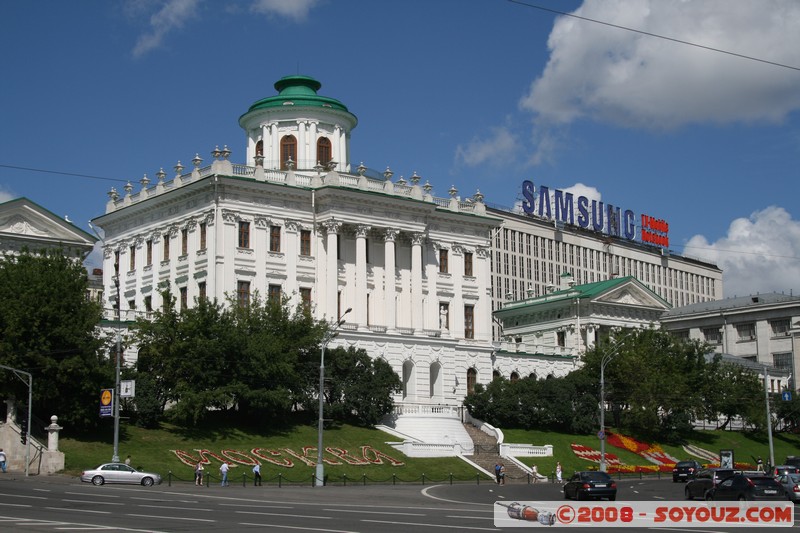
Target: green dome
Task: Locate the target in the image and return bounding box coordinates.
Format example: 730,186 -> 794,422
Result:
244,75 -> 352,114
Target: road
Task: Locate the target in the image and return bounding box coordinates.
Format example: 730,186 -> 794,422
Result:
0,474 -> 796,531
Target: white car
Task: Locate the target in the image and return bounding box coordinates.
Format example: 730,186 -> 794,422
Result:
80,463 -> 162,486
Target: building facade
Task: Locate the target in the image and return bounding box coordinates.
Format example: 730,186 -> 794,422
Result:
660,293 -> 800,391
93,76 -> 501,408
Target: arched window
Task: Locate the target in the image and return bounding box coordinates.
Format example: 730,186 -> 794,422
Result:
255,140 -> 263,156
529,372 -> 537,380
467,368 -> 477,395
492,370 -> 501,381
317,137 -> 332,166
280,135 -> 297,170
510,372 -> 519,383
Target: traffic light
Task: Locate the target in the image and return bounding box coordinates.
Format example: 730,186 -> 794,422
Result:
19,415 -> 28,445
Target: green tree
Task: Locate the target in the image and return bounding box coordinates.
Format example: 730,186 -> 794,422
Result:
320,346 -> 401,426
701,359 -> 764,430
0,249 -> 109,431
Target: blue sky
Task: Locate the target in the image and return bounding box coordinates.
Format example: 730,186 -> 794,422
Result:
1,0 -> 799,298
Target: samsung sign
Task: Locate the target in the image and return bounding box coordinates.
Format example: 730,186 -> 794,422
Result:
520,180 -> 669,248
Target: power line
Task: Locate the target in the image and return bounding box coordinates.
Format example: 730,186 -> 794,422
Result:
506,0 -> 800,72
0,164 -> 128,184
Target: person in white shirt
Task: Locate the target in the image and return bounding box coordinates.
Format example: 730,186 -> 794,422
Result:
220,462 -> 230,486
252,463 -> 262,486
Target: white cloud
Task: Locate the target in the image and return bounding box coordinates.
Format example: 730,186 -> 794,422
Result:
0,187 -> 15,204
132,0 -> 200,58
250,0 -> 319,21
522,0 -> 800,130
684,206 -> 800,297
455,126 -> 519,167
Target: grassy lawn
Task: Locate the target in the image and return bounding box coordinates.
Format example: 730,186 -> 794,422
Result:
60,417 -> 484,485
59,415 -> 800,485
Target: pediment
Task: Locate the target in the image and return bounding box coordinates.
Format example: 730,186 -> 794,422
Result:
0,198 -> 96,249
594,280 -> 669,310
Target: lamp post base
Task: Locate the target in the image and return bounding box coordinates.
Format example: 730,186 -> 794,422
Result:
314,464 -> 324,487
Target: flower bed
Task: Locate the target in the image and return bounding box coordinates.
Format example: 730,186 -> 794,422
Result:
570,443 -> 621,465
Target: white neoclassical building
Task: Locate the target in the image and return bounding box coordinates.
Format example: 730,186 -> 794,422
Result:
92,77 -> 502,443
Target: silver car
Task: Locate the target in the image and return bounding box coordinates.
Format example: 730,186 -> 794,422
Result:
777,473 -> 800,503
80,463 -> 162,487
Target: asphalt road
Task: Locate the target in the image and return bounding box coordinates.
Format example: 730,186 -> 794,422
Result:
0,474 -> 797,532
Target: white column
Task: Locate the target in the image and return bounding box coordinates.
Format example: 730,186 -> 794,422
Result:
411,233 -> 425,332
297,120 -> 307,169
270,122 -> 279,169
475,246 -> 490,341
284,220 -> 300,297
324,220 -> 341,320
309,121 -> 318,167
335,125 -> 344,170
355,224 -> 370,329
384,229 -> 398,331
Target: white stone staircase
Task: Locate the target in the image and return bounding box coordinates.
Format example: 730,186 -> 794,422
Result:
379,403 -> 474,457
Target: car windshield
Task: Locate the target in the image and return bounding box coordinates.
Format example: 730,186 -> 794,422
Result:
677,462 -> 696,468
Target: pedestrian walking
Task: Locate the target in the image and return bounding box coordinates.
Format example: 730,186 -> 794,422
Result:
252,463 -> 262,486
220,462 -> 230,486
556,461 -> 562,483
499,463 -> 506,485
195,461 -> 204,486
494,462 -> 501,484
0,448 -> 6,473
124,455 -> 131,466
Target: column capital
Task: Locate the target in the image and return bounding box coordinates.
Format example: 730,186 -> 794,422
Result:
323,219 -> 343,235
411,232 -> 426,245
383,228 -> 399,242
355,224 -> 371,238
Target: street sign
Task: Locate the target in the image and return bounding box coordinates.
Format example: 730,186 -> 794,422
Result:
120,380 -> 136,398
783,391 -> 792,401
100,388 -> 113,417
597,430 -> 606,440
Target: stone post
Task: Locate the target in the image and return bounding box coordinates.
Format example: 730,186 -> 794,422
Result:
46,415 -> 63,452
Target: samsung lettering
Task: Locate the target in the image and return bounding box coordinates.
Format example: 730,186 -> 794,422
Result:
520,180 -> 669,248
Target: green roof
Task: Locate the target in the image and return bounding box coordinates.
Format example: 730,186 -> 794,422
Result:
242,75 -> 355,116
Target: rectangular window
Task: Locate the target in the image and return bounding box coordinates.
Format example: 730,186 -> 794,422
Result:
199,222 -> 207,250
774,352 -> 792,371
464,252 -> 473,277
163,233 -> 170,261
268,284 -> 282,302
237,280 -> 250,308
439,249 -> 449,273
114,251 -> 120,275
300,229 -> 311,256
300,287 -> 312,310
198,281 -> 206,301
129,245 -> 135,270
736,323 -> 756,341
270,225 -> 281,252
557,330 -> 566,347
703,327 -> 721,344
771,319 -> 791,336
144,295 -> 152,318
146,240 -> 152,266
181,228 -> 188,256
238,221 -> 250,249
464,305 -> 474,339
179,287 -> 188,310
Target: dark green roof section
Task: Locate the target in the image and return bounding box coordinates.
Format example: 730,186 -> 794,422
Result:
244,75 -> 354,116
495,275 -> 670,314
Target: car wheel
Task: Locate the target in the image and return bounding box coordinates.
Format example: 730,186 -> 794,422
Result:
609,495 -> 616,501
564,488 -> 570,500
685,487 -> 692,500
738,496 -> 747,502
704,492 -> 713,502
577,490 -> 585,501
91,476 -> 104,486
141,477 -> 154,487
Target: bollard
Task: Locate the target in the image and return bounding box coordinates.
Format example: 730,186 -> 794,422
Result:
449,473 -> 453,485
168,471 -> 172,487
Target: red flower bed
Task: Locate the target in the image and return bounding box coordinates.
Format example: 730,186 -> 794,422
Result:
571,443 -> 621,465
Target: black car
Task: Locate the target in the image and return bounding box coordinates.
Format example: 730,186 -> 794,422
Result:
564,471 -> 617,501
672,460 -> 702,482
685,468 -> 736,500
706,473 -> 786,501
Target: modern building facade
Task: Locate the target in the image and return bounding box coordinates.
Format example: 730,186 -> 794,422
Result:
660,293 -> 800,391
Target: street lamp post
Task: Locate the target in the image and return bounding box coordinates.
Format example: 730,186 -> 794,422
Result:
112,277 -> 122,463
315,308 -> 352,487
599,334 -> 629,473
